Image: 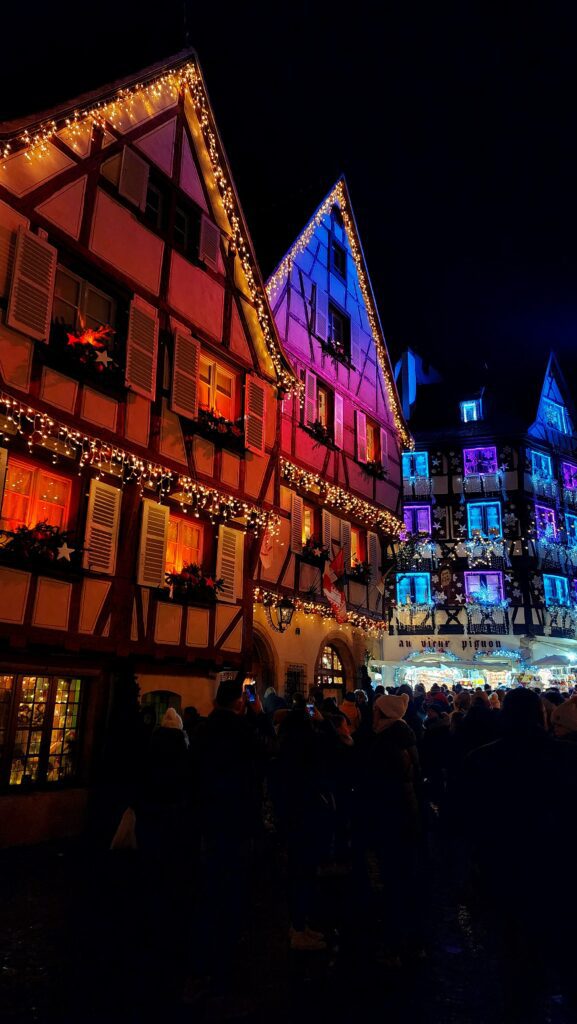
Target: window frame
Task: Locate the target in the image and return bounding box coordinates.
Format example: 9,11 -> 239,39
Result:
403,505 -> 432,535
350,526 -> 367,565
460,399 -> 482,423
52,266 -> 116,332
0,674 -> 84,788
365,418 -> 380,463
198,356 -> 237,421
166,513 -> 204,575
402,451 -> 429,479
396,572 -> 431,605
542,398 -> 568,434
464,571 -> 504,604
330,238 -> 347,281
463,446 -> 498,477
466,501 -> 502,538
543,574 -> 570,606
327,302 -> 351,357
316,644 -> 346,692
531,450 -> 553,479
565,513 -> 577,545
0,457 -> 72,533
562,462 -> 577,490
535,504 -> 558,540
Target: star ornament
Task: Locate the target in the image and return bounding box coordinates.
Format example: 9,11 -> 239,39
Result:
57,541 -> 75,561
94,350 -> 112,367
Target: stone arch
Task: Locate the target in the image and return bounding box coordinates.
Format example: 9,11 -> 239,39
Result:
251,626 -> 279,698
313,632 -> 357,702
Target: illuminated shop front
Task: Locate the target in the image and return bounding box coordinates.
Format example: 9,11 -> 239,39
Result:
374,635 -> 529,690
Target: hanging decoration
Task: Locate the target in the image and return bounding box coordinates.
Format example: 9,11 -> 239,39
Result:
0,391 -> 280,537
253,585 -> 387,637
281,457 -> 404,534
323,548 -> 347,623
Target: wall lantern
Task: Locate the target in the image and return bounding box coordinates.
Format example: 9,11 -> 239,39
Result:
265,595 -> 296,634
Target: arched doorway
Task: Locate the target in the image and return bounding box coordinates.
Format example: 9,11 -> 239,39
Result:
140,690 -> 181,727
251,630 -> 275,698
314,640 -> 355,701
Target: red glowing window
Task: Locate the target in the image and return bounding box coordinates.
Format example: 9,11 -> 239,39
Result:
0,460 -> 71,532
166,515 -> 203,574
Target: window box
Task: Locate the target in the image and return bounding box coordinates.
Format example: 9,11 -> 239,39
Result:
163,563 -> 224,604
302,420 -> 337,450
397,536 -> 437,569
360,459 -> 387,481
47,320 -> 126,396
464,533 -> 509,568
0,523 -> 82,575
185,409 -> 246,453
319,336 -> 352,368
300,538 -> 330,567
347,560 -> 372,585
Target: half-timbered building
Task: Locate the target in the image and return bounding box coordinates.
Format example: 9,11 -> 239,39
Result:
0,51 -> 296,844
253,180 -> 409,699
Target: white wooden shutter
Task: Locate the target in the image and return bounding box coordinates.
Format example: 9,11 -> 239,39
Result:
340,519 -> 351,570
351,318 -> 363,369
199,215 -> 220,272
368,531 -> 380,579
83,479 -> 122,575
125,297 -> 159,400
118,147 -> 149,210
6,227 -> 57,341
137,499 -> 169,587
322,509 -> 332,551
290,493 -> 304,554
245,374 -> 267,456
0,448 -> 8,509
380,427 -> 389,470
356,410 -> 367,463
304,370 -> 317,425
334,393 -> 344,449
0,204 -> 29,299
216,524 -> 243,603
315,288 -> 328,340
170,327 -> 200,419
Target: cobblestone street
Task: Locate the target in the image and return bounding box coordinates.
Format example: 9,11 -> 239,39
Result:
1,832 -> 575,1024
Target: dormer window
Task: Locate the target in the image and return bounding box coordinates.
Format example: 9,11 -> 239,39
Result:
542,398 -> 569,434
460,399 -> 482,423
331,239 -> 347,280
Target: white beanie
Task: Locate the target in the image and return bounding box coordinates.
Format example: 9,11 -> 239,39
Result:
161,708 -> 183,730
373,693 -> 409,733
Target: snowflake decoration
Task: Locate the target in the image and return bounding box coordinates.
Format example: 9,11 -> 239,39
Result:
512,588 -> 521,598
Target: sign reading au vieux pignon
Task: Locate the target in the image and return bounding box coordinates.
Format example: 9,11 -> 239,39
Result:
381,635 -> 518,659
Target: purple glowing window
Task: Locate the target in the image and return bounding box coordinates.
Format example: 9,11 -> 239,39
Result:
403,506 -> 431,535
464,571 -> 503,604
535,504 -> 557,539
562,463 -> 577,490
463,446 -> 498,476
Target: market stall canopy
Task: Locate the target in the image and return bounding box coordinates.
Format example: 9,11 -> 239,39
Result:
532,655 -> 577,667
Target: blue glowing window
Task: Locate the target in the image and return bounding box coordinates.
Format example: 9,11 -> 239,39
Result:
566,513 -> 577,544
535,504 -> 557,540
543,574 -> 569,606
464,571 -> 503,604
542,398 -> 568,434
467,502 -> 502,537
531,450 -> 552,478
402,451 -> 429,479
396,572 -> 431,605
460,399 -> 482,423
463,446 -> 498,476
403,506 -> 431,535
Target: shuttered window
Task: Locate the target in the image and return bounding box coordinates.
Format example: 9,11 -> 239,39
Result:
290,493 -> 304,554
322,509 -> 332,551
83,479 -> 121,575
396,572 -> 431,605
368,531 -> 380,581
170,327 -> 200,419
403,505 -> 432,535
467,502 -> 502,538
315,288 -> 328,340
304,370 -> 317,426
137,499 -> 169,587
355,410 -> 367,463
340,519 -> 351,569
6,227 -> 57,342
118,147 -> 149,210
216,524 -> 243,603
334,393 -> 344,449
1,458 -> 71,533
199,216 -> 220,272
380,428 -> 389,469
245,375 -> 267,456
125,297 -> 159,401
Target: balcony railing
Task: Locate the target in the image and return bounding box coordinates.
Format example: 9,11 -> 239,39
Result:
465,602 -> 509,635
403,476 -> 433,499
532,476 -> 559,500
544,605 -> 577,640
563,487 -> 577,509
396,538 -> 438,571
463,472 -> 502,496
394,603 -> 435,635
463,536 -> 510,569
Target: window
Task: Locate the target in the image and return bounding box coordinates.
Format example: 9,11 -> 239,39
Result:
173,202 -> 200,259
403,505 -> 432,535
396,572 -> 431,605
366,419 -> 380,463
328,304 -> 350,356
463,446 -> 498,476
199,357 -> 236,420
144,180 -> 166,232
0,459 -> 71,532
562,463 -> 577,490
331,239 -> 347,280
316,645 -> 345,693
531,450 -> 552,479
566,513 -> 577,545
542,398 -> 568,434
0,675 -> 83,786
316,382 -> 333,430
460,399 -> 482,423
351,527 -> 366,564
402,451 -> 429,479
467,502 -> 502,537
464,572 -> 503,604
535,505 -> 557,540
52,267 -> 115,331
543,574 -> 569,606
166,515 -> 203,574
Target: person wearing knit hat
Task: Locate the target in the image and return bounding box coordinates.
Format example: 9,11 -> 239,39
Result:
489,692 -> 501,710
161,707 -> 184,730
373,693 -> 409,733
551,695 -> 577,740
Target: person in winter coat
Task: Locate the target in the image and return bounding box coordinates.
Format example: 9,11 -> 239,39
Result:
135,708 -> 190,860
397,683 -> 424,743
420,699 -> 451,806
551,695 -> 577,741
342,692 -> 362,734
263,686 -> 288,717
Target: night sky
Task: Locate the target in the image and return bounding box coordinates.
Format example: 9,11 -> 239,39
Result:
2,3 -> 577,385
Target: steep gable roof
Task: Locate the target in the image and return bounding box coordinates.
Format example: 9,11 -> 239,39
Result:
266,177 -> 412,448
529,351 -> 577,444
0,49 -> 297,394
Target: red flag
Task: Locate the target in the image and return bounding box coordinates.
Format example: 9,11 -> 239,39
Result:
323,547 -> 347,623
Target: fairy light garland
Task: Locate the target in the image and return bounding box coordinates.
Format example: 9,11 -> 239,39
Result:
1,59 -> 299,399
0,392 -> 279,536
281,457 -> 404,535
253,585 -> 387,637
266,180 -> 412,449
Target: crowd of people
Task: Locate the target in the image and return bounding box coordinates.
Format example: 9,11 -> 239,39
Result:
116,674 -> 577,1019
